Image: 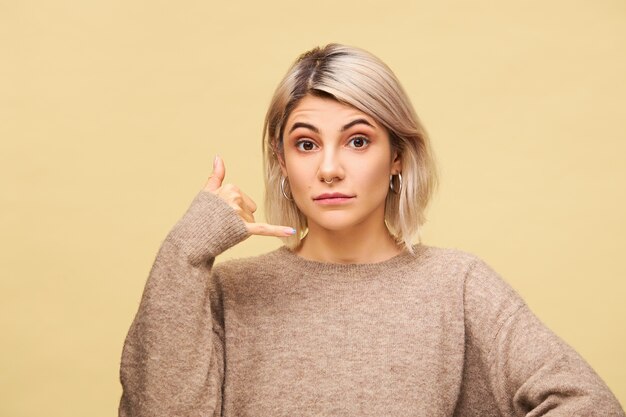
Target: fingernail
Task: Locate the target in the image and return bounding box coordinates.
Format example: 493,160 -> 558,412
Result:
213,155 -> 219,170
286,227 -> 296,235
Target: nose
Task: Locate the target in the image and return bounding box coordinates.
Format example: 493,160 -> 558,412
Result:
318,148 -> 344,184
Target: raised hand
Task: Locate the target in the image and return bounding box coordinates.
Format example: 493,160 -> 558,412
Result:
203,155 -> 296,238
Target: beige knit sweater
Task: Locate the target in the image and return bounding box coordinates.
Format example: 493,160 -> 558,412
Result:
119,191 -> 625,416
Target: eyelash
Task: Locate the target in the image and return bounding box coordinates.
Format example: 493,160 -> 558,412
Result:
295,139 -> 318,152
347,136 -> 370,149
294,136 -> 370,152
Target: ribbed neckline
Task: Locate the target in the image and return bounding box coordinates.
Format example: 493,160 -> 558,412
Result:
271,243 -> 429,281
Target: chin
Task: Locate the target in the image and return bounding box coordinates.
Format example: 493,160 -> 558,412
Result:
305,212 -> 367,233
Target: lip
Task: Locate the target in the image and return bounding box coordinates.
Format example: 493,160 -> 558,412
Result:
313,193 -> 356,205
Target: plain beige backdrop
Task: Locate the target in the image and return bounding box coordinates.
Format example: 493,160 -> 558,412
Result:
1,1 -> 625,416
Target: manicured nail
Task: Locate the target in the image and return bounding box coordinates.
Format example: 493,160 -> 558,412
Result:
286,227 -> 296,235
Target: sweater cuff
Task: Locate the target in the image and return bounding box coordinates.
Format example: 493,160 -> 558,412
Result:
165,191 -> 249,264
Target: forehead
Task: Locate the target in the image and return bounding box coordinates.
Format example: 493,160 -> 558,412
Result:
286,95 -> 380,129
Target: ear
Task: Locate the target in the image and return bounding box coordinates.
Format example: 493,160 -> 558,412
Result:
390,150 -> 402,175
277,151 -> 288,177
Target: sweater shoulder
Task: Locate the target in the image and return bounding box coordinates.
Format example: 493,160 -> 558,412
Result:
417,244 -> 485,273
213,246 -> 285,276
417,246 -> 519,300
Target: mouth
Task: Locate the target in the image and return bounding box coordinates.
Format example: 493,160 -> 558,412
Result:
313,193 -> 356,205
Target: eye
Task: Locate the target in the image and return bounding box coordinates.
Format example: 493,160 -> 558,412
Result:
347,136 -> 370,149
295,139 -> 318,152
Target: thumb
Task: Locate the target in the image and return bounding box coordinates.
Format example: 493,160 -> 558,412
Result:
204,155 -> 225,192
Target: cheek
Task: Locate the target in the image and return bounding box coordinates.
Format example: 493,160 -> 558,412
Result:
357,157 -> 391,189
285,158 -> 314,193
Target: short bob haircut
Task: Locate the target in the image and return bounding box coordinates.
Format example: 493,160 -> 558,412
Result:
263,43 -> 438,252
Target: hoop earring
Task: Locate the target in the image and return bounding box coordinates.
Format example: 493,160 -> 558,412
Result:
280,176 -> 293,201
389,173 -> 403,194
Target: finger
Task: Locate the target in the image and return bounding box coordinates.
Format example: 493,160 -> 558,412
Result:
204,155 -> 226,192
238,207 -> 255,223
246,222 -> 296,237
240,191 -> 257,213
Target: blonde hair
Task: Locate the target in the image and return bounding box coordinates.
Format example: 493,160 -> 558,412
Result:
263,44 -> 438,252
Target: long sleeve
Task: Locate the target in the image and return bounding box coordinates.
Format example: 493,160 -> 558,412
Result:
118,191 -> 249,417
463,258 -> 625,417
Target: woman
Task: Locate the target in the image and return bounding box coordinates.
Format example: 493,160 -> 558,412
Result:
119,44 -> 625,416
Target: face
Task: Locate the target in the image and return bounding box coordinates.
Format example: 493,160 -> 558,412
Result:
280,95 -> 401,234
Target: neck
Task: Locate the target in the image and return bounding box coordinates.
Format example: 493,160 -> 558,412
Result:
296,221 -> 404,264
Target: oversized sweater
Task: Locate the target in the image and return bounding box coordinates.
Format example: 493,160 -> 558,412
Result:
119,191 -> 625,417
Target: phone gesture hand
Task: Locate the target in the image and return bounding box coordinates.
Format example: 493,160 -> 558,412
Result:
204,156 -> 296,238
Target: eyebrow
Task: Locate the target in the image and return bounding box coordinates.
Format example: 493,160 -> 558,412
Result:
288,118 -> 375,135
341,118 -> 375,132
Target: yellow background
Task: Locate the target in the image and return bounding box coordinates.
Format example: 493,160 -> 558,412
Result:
1,1 -> 625,415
